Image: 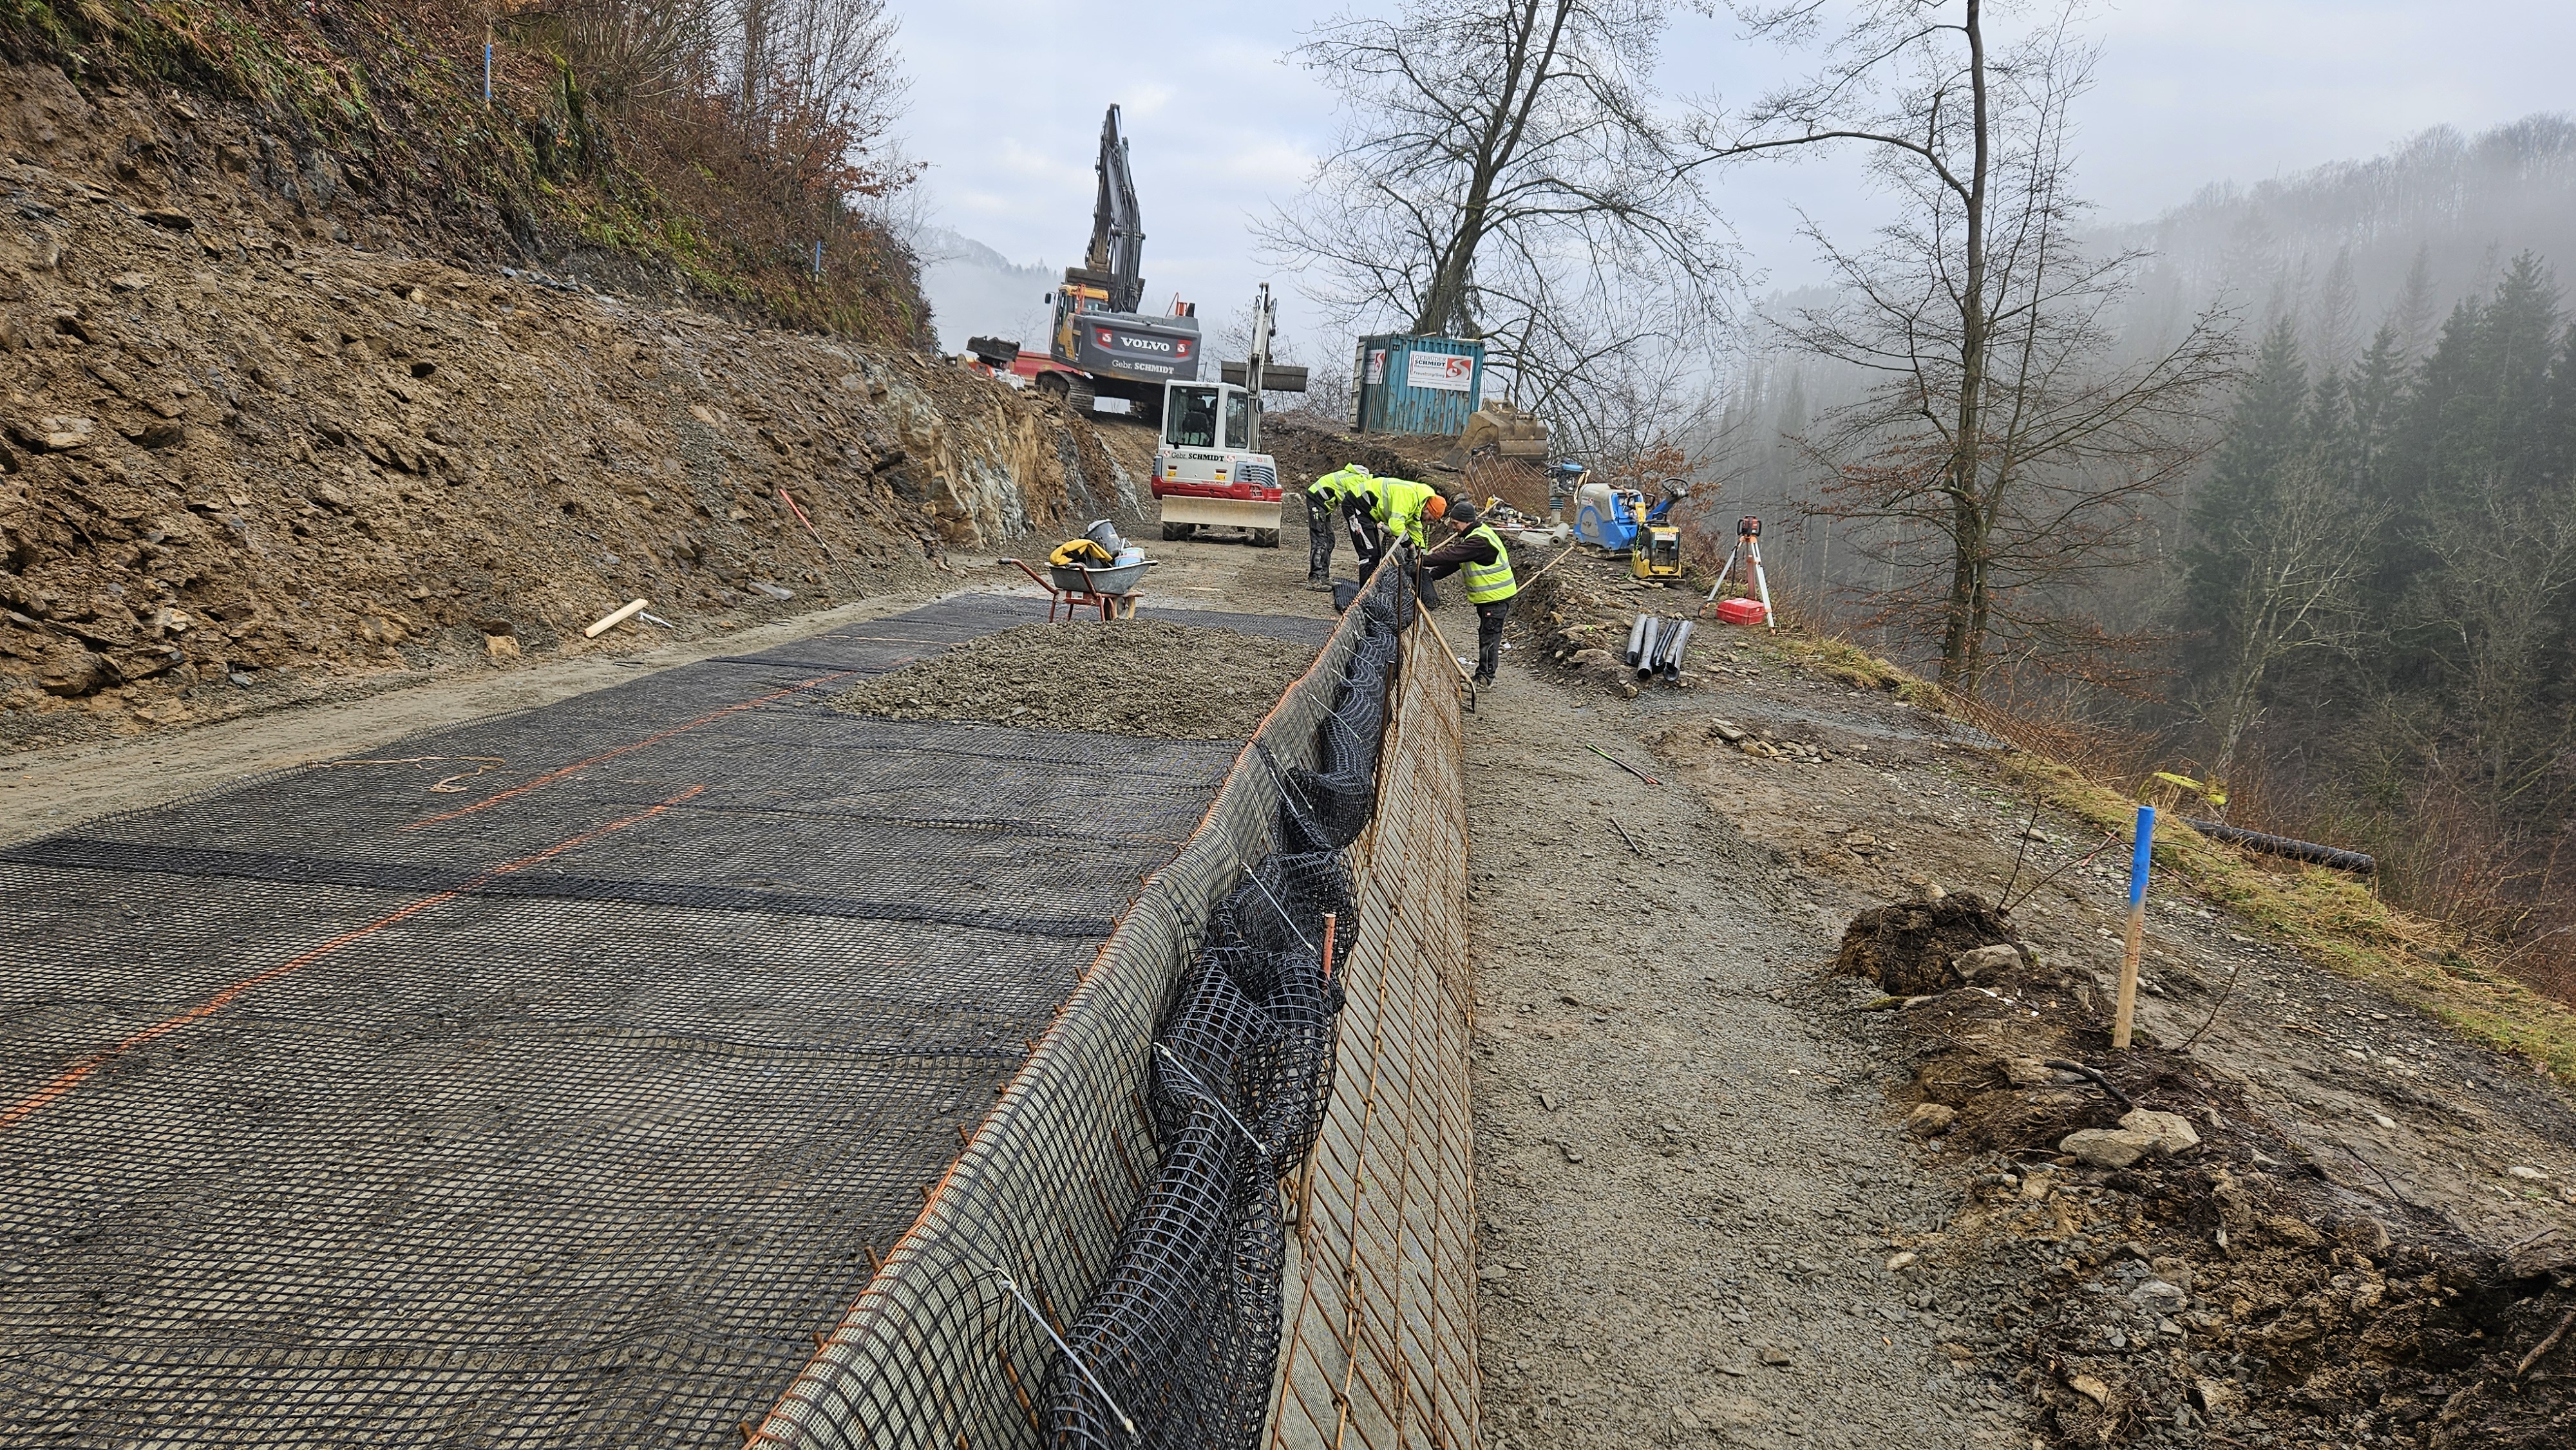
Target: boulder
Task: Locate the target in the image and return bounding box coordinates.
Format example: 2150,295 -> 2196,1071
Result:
2119,1107 -> 2201,1156
2059,1127 -> 2163,1169
1955,943 -> 2025,983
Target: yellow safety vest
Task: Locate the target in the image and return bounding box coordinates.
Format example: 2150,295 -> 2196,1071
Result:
1376,480 -> 1438,545
1463,524 -> 1517,603
1310,466 -> 1368,503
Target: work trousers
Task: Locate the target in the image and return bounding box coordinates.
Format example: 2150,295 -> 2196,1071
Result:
1472,598 -> 1510,684
1347,511 -> 1386,576
1304,491 -> 1335,580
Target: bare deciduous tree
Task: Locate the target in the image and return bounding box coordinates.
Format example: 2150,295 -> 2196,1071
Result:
2198,448 -> 2382,792
1694,0 -> 2235,695
1260,0 -> 1731,430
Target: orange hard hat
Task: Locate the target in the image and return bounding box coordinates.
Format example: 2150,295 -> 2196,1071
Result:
1423,493 -> 1449,521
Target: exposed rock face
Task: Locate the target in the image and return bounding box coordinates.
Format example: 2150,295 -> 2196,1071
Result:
0,64 -> 1133,748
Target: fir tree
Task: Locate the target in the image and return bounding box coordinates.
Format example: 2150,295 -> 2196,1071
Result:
2183,317 -> 2310,628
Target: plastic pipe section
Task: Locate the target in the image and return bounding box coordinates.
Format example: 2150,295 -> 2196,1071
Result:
1660,621 -> 1693,681
1633,617 -> 1663,677
2179,818 -> 2374,874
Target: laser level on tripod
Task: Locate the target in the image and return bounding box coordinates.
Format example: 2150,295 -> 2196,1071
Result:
1705,516 -> 1776,627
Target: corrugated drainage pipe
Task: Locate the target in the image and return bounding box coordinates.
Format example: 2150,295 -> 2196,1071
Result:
1660,621 -> 1694,681
1634,618 -> 1664,679
1625,613 -> 1649,666
2181,818 -> 2376,874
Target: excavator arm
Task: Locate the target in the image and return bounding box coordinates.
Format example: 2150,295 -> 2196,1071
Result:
1072,104 -> 1146,314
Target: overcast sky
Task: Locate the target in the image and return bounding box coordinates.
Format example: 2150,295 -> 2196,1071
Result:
886,0 -> 2576,353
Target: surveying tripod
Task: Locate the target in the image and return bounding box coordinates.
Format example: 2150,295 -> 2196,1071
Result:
1703,516 -> 1777,626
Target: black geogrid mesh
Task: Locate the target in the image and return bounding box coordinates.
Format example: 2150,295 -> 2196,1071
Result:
0,592 -> 1333,1448
755,562 -> 1415,1450
1023,590 -> 1403,1449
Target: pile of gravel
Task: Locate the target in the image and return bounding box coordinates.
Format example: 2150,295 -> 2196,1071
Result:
830,620 -> 1319,740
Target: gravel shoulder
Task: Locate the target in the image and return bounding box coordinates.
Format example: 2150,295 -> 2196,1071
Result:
1464,666 -> 2026,1449
0,583 -> 971,843
1494,554 -> 2576,1442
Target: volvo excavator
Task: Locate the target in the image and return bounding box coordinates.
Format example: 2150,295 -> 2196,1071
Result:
1032,106 -> 1202,424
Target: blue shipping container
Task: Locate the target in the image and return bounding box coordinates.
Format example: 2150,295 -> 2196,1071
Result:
1351,334 -> 1485,437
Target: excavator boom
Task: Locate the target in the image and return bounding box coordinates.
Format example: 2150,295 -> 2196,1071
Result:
1043,104 -> 1198,417
1075,105 -> 1146,314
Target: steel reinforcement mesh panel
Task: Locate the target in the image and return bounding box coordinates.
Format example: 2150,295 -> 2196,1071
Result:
752,567 -> 1412,1450
1269,614 -> 1480,1450
0,591 -> 1325,1448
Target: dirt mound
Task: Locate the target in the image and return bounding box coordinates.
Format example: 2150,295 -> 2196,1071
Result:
1836,890 -> 2022,995
1264,415 -> 1458,491
829,620 -> 1316,740
1864,914 -> 2576,1447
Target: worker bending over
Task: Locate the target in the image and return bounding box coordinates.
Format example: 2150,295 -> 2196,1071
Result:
1342,476 -> 1449,602
1417,502 -> 1517,686
1337,478 -> 1385,575
1377,477 -> 1447,551
1305,464 -> 1370,589
1379,478 -> 1449,608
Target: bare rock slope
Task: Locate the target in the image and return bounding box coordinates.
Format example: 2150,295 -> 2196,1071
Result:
0,64 -> 1126,749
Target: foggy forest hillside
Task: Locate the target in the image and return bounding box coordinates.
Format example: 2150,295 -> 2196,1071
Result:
1712,113 -> 2576,996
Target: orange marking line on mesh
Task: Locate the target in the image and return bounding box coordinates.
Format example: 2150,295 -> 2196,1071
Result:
0,784 -> 709,1135
403,672 -> 851,830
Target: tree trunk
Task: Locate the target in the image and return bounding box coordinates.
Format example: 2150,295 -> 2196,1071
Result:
739,0 -> 768,118
1938,0 -> 1993,695
1408,0 -> 1568,338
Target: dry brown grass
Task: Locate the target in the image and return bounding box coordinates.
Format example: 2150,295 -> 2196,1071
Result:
1769,624 -> 2576,1086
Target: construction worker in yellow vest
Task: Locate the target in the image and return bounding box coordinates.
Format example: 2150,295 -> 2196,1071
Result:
1338,475 -> 1393,575
1419,502 -> 1517,685
1304,464 -> 1370,588
1374,478 -> 1447,550
1377,478 -> 1450,607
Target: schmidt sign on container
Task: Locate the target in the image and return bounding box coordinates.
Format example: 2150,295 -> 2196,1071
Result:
1406,352 -> 1475,391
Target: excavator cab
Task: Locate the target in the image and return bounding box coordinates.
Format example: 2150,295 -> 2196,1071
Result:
1161,385 -> 1251,451
1049,284 -> 1111,368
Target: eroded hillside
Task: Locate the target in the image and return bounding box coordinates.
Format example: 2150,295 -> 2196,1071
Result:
0,65 -> 1128,749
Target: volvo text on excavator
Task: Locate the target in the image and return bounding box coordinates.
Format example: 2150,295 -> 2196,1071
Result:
1036,106 -> 1202,424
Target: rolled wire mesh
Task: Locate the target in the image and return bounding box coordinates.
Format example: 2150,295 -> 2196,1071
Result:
1020,608 -> 1399,1449
753,565 -> 1411,1450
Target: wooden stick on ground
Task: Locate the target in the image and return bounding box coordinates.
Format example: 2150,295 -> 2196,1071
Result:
2518,1304 -> 2576,1377
583,598 -> 650,638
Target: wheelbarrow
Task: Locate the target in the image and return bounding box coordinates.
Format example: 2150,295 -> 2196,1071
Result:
1005,557 -> 1155,621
